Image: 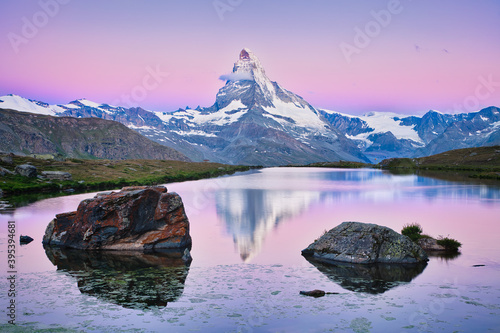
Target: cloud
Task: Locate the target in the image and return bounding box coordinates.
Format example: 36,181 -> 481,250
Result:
219,72 -> 254,82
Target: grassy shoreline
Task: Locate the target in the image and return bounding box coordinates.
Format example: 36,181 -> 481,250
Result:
0,155 -> 260,206
376,146 -> 500,180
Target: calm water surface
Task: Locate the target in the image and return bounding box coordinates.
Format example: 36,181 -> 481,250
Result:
1,168 -> 499,332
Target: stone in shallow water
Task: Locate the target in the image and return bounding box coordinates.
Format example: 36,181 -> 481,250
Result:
20,235 -> 34,244
301,221 -> 428,264
418,237 -> 446,251
42,186 -> 192,255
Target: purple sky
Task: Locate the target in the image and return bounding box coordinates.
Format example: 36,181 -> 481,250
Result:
1,0 -> 499,115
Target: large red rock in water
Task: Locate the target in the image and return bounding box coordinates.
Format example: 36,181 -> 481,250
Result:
42,186 -> 192,255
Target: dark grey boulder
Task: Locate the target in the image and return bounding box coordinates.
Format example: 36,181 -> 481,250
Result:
299,289 -> 339,297
41,171 -> 72,181
302,222 -> 428,264
0,154 -> 13,165
15,164 -> 37,178
0,167 -> 15,176
20,235 -> 34,245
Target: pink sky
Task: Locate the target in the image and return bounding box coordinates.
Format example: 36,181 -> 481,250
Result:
1,0 -> 499,115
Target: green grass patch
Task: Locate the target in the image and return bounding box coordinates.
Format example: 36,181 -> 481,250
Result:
379,146 -> 500,180
401,223 -> 423,242
401,223 -> 462,253
436,237 -> 462,252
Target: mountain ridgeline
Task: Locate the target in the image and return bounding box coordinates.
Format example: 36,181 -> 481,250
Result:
320,107 -> 500,162
1,48 -> 499,165
0,108 -> 189,161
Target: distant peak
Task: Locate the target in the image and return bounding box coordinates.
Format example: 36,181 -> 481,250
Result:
233,48 -> 265,76
5,93 -> 22,98
239,48 -> 252,60
69,98 -> 103,109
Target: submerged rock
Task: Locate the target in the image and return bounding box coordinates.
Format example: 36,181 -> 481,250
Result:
42,186 -> 192,256
302,222 -> 428,264
299,289 -> 339,297
20,235 -> 34,245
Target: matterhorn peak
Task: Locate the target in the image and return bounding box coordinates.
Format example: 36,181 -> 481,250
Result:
233,48 -> 266,79
215,48 -> 320,112
237,48 -> 259,65
239,48 -> 251,60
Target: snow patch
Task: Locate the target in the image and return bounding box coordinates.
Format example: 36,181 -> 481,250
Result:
155,100 -> 247,127
78,99 -> 103,108
172,130 -> 217,137
190,100 -> 247,125
127,124 -> 155,130
359,112 -> 423,143
0,94 -> 57,116
264,100 -> 326,131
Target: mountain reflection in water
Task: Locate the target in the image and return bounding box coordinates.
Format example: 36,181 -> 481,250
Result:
44,247 -> 190,309
215,189 -> 320,261
210,168 -> 500,262
304,257 -> 427,294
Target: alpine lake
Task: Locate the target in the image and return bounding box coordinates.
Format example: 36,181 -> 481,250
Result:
1,167 -> 499,332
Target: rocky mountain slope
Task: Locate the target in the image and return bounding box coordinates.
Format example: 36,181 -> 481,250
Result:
0,108 -> 189,161
320,107 -> 500,162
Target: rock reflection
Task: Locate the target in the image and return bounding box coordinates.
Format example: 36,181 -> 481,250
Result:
426,250 -> 461,262
304,257 -> 427,294
44,247 -> 190,309
215,189 -> 320,261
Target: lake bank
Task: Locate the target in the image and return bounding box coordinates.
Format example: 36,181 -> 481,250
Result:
0,154 -> 259,209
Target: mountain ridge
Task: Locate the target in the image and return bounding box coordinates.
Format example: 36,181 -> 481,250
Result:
320,107 -> 500,162
0,108 -> 190,161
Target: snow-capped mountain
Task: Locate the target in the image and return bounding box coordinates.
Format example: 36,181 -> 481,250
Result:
150,48 -> 369,165
1,48 -> 499,164
415,106 -> 500,157
0,49 -> 369,166
320,108 -> 500,162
